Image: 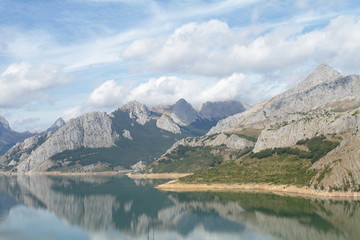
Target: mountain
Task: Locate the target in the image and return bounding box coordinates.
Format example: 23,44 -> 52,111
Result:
0,115 -> 34,155
44,118 -> 66,134
149,64 -> 360,192
198,100 -> 246,121
0,99 -> 246,172
208,64 -> 353,134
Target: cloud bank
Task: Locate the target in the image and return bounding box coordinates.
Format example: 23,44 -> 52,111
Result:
122,16 -> 360,76
88,73 -> 287,108
0,62 -> 68,108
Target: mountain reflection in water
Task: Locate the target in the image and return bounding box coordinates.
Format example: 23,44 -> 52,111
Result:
0,175 -> 359,240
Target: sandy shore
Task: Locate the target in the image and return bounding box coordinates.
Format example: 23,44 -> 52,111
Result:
156,180 -> 360,199
0,170 -> 130,176
127,172 -> 192,179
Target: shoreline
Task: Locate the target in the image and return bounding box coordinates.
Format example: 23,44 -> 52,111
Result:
0,170 -> 130,176
127,172 -> 192,179
156,180 -> 360,200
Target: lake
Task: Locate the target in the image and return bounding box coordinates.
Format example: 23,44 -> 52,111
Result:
0,175 -> 359,240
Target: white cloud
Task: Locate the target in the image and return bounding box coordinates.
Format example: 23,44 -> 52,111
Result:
62,106 -> 82,121
88,80 -> 127,107
87,72 -> 289,108
122,15 -> 360,76
0,62 -> 68,108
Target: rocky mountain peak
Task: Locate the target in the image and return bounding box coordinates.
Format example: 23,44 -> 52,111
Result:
0,115 -> 10,130
54,118 -> 66,127
295,64 -> 342,92
171,98 -> 198,126
120,100 -> 150,125
45,118 -> 66,134
199,101 -> 246,121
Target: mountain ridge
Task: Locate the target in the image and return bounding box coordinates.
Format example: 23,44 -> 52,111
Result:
148,64 -> 360,192
0,99 -> 246,172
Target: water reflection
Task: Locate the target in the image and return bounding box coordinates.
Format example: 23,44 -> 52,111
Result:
0,175 -> 359,240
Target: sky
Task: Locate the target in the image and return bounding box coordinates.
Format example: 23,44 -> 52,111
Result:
0,0 -> 359,132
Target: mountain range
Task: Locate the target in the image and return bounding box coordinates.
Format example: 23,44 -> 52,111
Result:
1,64 -> 360,192
0,116 -> 34,155
0,99 -> 246,172
148,64 -> 360,191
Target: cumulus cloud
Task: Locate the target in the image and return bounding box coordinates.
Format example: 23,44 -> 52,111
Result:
87,73 -> 288,108
121,15 -> 360,76
88,80 -> 127,107
0,62 -> 68,108
62,106 -> 82,121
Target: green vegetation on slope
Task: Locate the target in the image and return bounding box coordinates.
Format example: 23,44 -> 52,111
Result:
150,145 -> 252,173
179,135 -> 339,186
181,153 -> 317,186
251,135 -> 339,163
49,110 -> 216,171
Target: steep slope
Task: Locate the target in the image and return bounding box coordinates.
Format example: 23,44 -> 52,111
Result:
1,99 -> 246,172
198,100 -> 246,121
0,115 -> 34,155
156,65 -> 360,191
44,117 -> 66,134
1,112 -> 117,172
208,64 -> 352,134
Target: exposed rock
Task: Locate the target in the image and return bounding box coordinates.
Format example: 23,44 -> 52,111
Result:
131,161 -> 147,173
120,100 -> 150,125
208,65 -> 359,135
4,112 -> 118,172
253,109 -> 359,152
156,114 -> 181,134
199,101 -> 246,121
0,115 -> 34,155
0,115 -> 10,130
170,99 -> 198,126
122,129 -> 133,140
164,133 -> 254,156
45,118 -> 66,134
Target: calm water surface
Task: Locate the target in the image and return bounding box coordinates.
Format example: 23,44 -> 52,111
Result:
0,175 -> 359,240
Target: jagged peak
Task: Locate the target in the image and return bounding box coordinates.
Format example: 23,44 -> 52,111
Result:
173,98 -> 191,106
119,100 -> 150,125
120,100 -> 148,111
0,115 -> 10,130
45,117 -> 66,134
298,64 -> 342,88
53,118 -> 66,128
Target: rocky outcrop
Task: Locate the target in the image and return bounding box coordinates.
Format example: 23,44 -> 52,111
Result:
45,118 -> 66,134
170,98 -> 198,126
120,100 -> 150,125
199,101 -> 246,121
253,109 -> 360,152
122,129 -> 133,140
164,133 -> 254,155
156,114 -> 181,134
0,115 -> 34,155
3,112 -> 118,172
208,65 -> 359,134
131,161 -> 147,173
0,115 -> 10,130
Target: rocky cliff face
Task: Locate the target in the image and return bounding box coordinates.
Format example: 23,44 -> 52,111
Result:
165,133 -> 254,154
156,114 -> 181,134
208,65 -> 358,134
120,100 -> 151,125
44,117 -> 66,134
170,98 -> 198,126
2,112 -> 118,172
0,115 -> 34,155
0,98 -> 246,172
159,64 -> 360,191
199,101 -> 247,121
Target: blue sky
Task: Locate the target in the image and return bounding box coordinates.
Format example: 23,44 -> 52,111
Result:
0,0 -> 359,132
